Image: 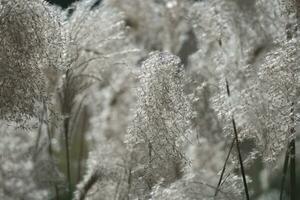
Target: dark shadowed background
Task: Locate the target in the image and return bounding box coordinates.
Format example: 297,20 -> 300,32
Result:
47,0 -> 79,8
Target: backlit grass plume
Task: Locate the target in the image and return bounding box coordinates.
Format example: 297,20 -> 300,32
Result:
0,0 -> 66,125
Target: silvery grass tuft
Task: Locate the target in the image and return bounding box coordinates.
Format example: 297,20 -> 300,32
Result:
0,0 -> 299,200
125,52 -> 193,198
0,0 -> 67,126
188,0 -> 298,163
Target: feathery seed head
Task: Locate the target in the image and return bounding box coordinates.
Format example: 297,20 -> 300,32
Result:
0,0 -> 66,124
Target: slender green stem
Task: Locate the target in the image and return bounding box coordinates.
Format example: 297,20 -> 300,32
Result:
43,102 -> 60,200
47,125 -> 60,200
127,167 -> 132,200
77,132 -> 85,184
289,102 -> 296,200
280,145 -> 290,200
64,119 -> 72,199
289,139 -> 296,200
55,184 -> 60,200
76,172 -> 99,200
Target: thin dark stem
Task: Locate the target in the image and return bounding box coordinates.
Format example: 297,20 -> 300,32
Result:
47,133 -> 53,156
214,138 -> 235,197
280,145 -> 290,200
55,185 -> 60,200
225,79 -> 249,200
289,102 -> 296,200
232,117 -> 250,200
77,132 -> 85,184
47,125 -> 60,200
72,97 -> 88,184
34,123 -> 42,152
114,177 -> 122,200
64,119 -> 72,199
76,172 -> 99,200
34,108 -> 45,153
127,167 -> 132,200
43,103 -> 60,200
45,109 -> 53,157
77,108 -> 88,184
289,139 -> 296,200
225,79 -> 231,96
